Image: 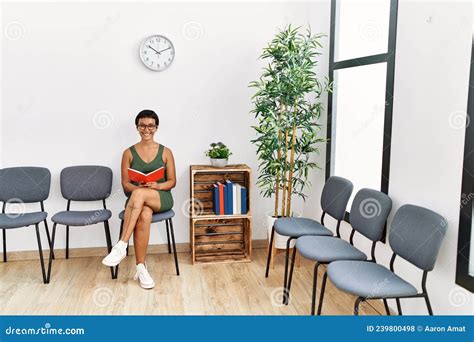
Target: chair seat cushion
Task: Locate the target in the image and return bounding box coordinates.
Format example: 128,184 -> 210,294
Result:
118,209 -> 175,222
274,217 -> 332,238
0,212 -> 47,229
52,210 -> 111,226
327,260 -> 418,298
296,236 -> 367,262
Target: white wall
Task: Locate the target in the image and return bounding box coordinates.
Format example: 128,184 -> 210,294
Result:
1,1 -> 330,251
304,0 -> 474,315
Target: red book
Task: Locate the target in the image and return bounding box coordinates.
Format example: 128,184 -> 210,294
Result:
128,167 -> 164,184
217,182 -> 225,215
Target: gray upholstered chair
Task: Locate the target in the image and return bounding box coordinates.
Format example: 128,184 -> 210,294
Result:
48,165 -> 114,280
265,176 -> 353,303
325,204 -> 447,315
0,167 -> 53,284
288,188 -> 392,314
115,208 -> 179,278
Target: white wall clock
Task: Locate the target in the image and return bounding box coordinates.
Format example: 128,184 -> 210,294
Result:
139,35 -> 175,71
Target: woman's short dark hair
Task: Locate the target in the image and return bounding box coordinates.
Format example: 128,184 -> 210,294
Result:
135,109 -> 159,126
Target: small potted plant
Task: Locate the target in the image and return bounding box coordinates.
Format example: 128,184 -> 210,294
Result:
206,142 -> 232,167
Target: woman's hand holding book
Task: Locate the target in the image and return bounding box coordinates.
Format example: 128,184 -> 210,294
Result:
142,181 -> 162,190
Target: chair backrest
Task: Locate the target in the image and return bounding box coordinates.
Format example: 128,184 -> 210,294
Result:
320,176 -> 353,221
349,188 -> 392,242
60,165 -> 112,201
0,167 -> 51,204
389,204 -> 447,271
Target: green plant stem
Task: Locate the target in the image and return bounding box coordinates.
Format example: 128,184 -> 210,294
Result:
273,105 -> 283,217
286,111 -> 297,217
280,128 -> 289,217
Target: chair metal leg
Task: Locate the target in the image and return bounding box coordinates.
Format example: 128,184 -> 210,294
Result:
383,299 -> 391,315
66,225 -> 70,259
265,226 -> 275,278
316,267 -> 327,315
2,229 -> 6,262
424,293 -> 433,315
46,223 -> 57,283
283,237 -> 295,299
284,245 -> 297,305
34,224 -> 48,284
396,298 -> 402,315
114,220 -> 125,278
165,219 -> 171,254
354,297 -> 363,316
169,219 -> 180,276
103,220 -> 116,279
43,219 -> 55,260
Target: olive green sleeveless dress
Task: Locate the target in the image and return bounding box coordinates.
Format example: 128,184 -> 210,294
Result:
127,144 -> 174,212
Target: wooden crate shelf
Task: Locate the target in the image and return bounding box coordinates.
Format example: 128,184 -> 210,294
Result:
190,164 -> 252,264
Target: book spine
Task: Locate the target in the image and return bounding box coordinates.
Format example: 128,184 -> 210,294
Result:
236,184 -> 241,214
213,184 -> 219,215
218,183 -> 224,215
232,183 -> 237,215
224,183 -> 229,215
225,180 -> 233,215
241,187 -> 247,214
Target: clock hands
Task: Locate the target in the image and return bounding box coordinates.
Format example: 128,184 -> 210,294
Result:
158,47 -> 171,54
147,45 -> 161,55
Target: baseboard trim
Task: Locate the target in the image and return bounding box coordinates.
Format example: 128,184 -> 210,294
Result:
1,239 -> 268,262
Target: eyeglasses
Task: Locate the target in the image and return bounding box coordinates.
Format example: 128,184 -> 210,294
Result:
137,124 -> 157,131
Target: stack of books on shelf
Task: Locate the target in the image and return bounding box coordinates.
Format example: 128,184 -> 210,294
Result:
212,180 -> 248,215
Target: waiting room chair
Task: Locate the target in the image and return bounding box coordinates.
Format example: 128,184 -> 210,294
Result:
0,167 -> 53,284
325,204 -> 447,315
48,165 -> 115,281
265,176 -> 353,304
115,208 -> 179,278
288,188 -> 392,314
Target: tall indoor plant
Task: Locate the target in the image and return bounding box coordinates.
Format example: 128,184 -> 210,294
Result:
250,25 -> 329,222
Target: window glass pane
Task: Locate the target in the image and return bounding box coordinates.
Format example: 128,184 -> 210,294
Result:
471,203 -> 474,276
469,10 -> 474,278
335,0 -> 390,61
331,62 -> 387,205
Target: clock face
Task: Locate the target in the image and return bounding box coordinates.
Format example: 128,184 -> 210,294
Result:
139,35 -> 175,71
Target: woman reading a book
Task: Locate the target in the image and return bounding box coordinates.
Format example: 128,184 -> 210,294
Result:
102,109 -> 176,289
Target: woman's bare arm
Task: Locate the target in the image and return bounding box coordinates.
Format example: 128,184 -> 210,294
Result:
121,149 -> 142,193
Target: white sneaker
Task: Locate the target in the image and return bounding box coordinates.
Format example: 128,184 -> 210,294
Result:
102,241 -> 127,267
134,263 -> 155,289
